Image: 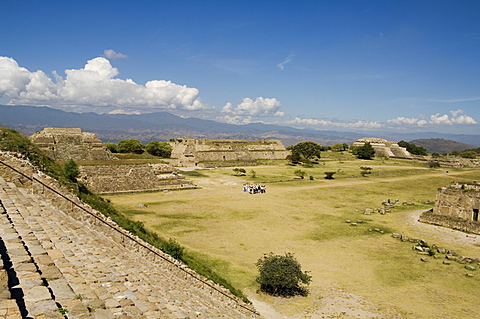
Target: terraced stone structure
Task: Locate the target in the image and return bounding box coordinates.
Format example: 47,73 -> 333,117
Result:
29,128 -> 115,161
170,138 -> 290,166
0,151 -> 258,318
420,182 -> 480,235
352,138 -> 412,159
79,164 -> 196,194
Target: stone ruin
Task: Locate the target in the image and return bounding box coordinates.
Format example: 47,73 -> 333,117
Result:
170,138 -> 291,167
29,128 -> 196,194
352,138 -> 412,159
79,163 -> 196,194
29,128 -> 115,161
0,150 -> 257,318
419,182 -> 480,234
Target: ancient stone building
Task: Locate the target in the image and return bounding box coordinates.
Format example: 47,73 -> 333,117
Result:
351,138 -> 412,158
29,128 -> 115,161
170,138 -> 290,166
79,163 -> 196,194
419,182 -> 480,234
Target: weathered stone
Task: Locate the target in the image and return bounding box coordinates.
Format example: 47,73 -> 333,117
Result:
465,265 -> 476,271
364,208 -> 372,215
443,261 -> 451,265
29,128 -> 115,161
437,247 -> 446,254
170,138 -> 290,167
351,138 -> 412,159
447,249 -> 457,256
391,233 -> 400,238
400,235 -> 409,242
420,257 -> 429,262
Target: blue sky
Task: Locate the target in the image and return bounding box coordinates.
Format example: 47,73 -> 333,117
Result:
1,1 -> 479,134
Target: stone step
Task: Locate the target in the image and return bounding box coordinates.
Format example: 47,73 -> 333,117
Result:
0,176 -> 255,318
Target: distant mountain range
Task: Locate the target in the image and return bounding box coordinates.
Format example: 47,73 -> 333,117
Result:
410,138 -> 477,154
1,104 -> 479,148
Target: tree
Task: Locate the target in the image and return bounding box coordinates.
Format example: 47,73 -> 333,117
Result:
331,143 -> 348,152
294,169 -> 307,179
353,142 -> 375,160
398,141 -> 428,156
256,252 -> 311,297
117,139 -> 144,154
233,168 -> 246,176
146,141 -> 172,157
289,141 -> 322,160
64,159 -> 80,182
105,142 -> 117,153
360,166 -> 372,177
324,171 -> 336,179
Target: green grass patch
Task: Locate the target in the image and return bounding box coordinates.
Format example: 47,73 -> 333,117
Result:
182,250 -> 252,303
181,170 -> 210,177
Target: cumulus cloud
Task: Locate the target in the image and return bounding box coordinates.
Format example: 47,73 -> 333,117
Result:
286,117 -> 384,129
222,97 -> 284,117
0,56 -> 207,113
387,110 -> 477,126
222,115 -> 254,125
103,49 -> 127,59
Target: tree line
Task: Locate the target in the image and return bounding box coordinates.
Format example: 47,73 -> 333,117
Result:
106,139 -> 172,158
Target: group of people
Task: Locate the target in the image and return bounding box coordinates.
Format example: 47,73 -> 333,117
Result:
243,184 -> 266,194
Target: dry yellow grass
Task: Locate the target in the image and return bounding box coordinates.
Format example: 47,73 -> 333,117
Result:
105,160 -> 480,318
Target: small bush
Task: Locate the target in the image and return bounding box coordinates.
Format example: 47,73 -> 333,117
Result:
294,169 -> 307,179
233,168 -> 246,176
428,161 -> 440,168
324,171 -> 336,179
256,252 -> 311,297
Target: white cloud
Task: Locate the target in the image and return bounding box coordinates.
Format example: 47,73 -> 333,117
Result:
103,49 -> 127,59
222,97 -> 284,117
277,54 -> 294,71
387,109 -> 477,126
0,56 -> 208,113
286,117 -> 384,129
222,115 -> 254,125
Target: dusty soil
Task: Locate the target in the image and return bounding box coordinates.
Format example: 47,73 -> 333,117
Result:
248,209 -> 480,319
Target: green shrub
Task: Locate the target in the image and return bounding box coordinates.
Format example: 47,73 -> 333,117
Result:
64,159 -> 80,182
256,252 -> 311,297
117,139 -> 144,154
146,141 -> 172,157
324,171 -> 336,179
294,169 -> 307,179
233,168 -> 246,176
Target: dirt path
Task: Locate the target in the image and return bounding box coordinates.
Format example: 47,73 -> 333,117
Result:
400,209 -> 480,249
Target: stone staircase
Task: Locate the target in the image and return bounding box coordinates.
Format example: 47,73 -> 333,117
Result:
0,175 -> 257,318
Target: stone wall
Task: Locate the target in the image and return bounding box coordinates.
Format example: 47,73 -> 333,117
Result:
419,182 -> 480,235
170,138 -> 290,166
29,128 -> 115,161
352,138 -> 412,159
419,211 -> 480,234
79,164 -> 196,194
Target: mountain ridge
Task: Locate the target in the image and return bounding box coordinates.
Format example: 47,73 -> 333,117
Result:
1,104 -> 479,147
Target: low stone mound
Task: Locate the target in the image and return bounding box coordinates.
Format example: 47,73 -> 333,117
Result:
79,163 -> 196,194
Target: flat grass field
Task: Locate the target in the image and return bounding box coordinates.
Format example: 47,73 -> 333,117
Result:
105,158 -> 480,318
